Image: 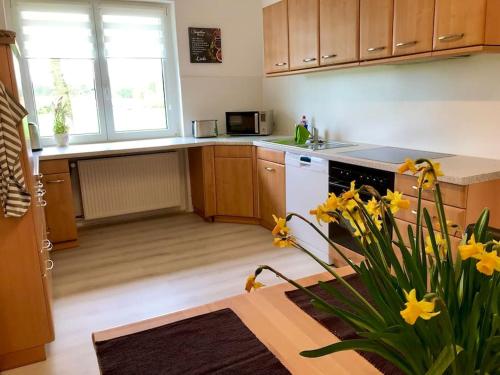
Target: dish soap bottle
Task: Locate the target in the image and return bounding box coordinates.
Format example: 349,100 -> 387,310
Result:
300,115 -> 308,131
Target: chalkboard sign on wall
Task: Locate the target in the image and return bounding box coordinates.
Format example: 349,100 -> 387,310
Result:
189,27 -> 222,63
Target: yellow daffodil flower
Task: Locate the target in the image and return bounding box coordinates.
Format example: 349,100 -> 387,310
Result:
474,250 -> 500,276
245,275 -> 264,292
430,161 -> 444,178
418,161 -> 444,190
324,192 -> 339,211
310,204 -> 337,225
458,234 -> 484,260
310,193 -> 339,224
400,289 -> 440,325
273,236 -> 293,248
425,233 -> 447,258
398,159 -> 417,174
385,190 -> 410,214
365,197 -> 380,217
272,215 -> 289,236
338,181 -> 361,212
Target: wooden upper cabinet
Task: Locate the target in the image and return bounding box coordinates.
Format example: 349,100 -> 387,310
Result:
289,0 -> 320,70
263,0 -> 289,73
393,0 -> 434,56
319,0 -> 359,65
433,0 -> 487,50
360,0 -> 394,60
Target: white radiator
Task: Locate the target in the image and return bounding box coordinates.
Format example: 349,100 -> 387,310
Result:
78,152 -> 182,220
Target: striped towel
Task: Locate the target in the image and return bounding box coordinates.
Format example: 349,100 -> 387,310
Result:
0,81 -> 30,218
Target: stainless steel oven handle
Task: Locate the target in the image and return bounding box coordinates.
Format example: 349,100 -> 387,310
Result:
254,112 -> 259,134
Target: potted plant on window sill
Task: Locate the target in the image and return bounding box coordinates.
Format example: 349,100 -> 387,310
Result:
53,96 -> 71,147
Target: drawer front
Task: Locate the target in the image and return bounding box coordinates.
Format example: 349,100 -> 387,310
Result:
214,145 -> 253,158
395,174 -> 467,208
395,218 -> 462,259
256,147 -> 285,165
40,159 -> 69,175
395,195 -> 466,230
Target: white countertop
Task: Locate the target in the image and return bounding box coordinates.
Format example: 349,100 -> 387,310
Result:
34,136 -> 500,186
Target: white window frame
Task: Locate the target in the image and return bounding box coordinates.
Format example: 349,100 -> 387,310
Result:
11,0 -> 182,146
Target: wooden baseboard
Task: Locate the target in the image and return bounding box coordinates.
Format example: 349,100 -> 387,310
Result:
0,345 -> 46,371
52,239 -> 79,251
214,216 -> 260,225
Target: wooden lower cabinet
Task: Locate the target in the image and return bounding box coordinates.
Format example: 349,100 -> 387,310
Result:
258,159 -> 285,230
189,146 -> 286,229
40,160 -> 78,250
215,156 -> 255,217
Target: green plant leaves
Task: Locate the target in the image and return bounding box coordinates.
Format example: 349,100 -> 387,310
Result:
425,345 -> 463,375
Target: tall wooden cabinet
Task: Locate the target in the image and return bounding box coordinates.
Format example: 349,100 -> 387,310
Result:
263,0 -> 289,73
288,0 -> 320,70
0,30 -> 54,371
319,0 -> 359,65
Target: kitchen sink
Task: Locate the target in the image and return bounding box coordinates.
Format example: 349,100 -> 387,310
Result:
265,138 -> 356,150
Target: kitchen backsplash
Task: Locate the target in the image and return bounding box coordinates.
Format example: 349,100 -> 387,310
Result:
263,54 -> 500,160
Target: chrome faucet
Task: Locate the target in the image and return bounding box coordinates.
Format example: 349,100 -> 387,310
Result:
310,126 -> 319,145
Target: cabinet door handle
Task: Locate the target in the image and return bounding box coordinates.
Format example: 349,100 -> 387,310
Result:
265,167 -> 275,172
411,185 -> 418,191
396,41 -> 418,48
411,209 -> 418,215
438,33 -> 465,42
45,259 -> 54,271
303,57 -> 317,62
42,239 -> 53,250
46,179 -> 65,184
367,46 -> 386,52
321,54 -> 337,59
274,62 -> 287,67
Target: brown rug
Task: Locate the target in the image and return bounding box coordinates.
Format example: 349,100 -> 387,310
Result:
94,308 -> 291,375
286,274 -> 404,375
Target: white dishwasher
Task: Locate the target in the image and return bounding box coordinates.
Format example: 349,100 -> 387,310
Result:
285,152 -> 330,263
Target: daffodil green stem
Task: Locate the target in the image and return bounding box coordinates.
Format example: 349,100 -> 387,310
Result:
286,213 -> 360,272
291,241 -> 386,325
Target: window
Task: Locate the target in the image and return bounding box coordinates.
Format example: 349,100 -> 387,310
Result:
14,0 -> 181,145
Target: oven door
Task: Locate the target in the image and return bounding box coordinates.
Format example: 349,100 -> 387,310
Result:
226,112 -> 259,135
329,181 -> 364,254
328,180 -> 388,255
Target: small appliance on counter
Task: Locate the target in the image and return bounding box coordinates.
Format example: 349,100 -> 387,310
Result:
192,120 -> 218,138
226,110 -> 273,136
28,122 -> 42,151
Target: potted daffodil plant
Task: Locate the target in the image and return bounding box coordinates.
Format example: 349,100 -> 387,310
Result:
246,159 -> 499,375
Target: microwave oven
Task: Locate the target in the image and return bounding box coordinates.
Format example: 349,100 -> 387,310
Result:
225,111 -> 274,136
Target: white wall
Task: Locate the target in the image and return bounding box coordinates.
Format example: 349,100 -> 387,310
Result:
173,0 -> 263,135
0,0 -> 10,29
263,54 -> 500,159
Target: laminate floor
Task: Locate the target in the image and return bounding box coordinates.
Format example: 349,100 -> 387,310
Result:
6,213 -> 324,375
